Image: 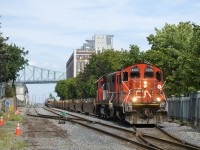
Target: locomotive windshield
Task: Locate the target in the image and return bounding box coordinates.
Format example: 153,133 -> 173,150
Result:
144,67 -> 154,78
130,67 -> 140,78
156,71 -> 163,81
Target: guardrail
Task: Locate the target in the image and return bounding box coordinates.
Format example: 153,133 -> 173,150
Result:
167,91 -> 200,127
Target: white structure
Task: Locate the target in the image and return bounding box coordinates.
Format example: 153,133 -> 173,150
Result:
66,34 -> 114,79
82,34 -> 114,53
16,83 -> 29,105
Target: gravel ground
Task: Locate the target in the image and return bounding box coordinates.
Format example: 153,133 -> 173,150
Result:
20,108 -> 138,150
51,119 -> 139,150
19,107 -> 200,149
161,122 -> 200,147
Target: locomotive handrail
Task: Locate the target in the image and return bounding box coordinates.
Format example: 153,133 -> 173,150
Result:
122,81 -> 131,103
108,92 -> 116,102
122,81 -> 132,113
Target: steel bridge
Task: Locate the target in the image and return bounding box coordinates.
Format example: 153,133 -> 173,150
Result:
16,65 -> 66,84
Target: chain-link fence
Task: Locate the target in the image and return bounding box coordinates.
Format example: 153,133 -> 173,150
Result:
167,91 -> 200,127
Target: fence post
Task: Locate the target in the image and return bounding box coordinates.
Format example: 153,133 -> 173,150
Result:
190,92 -> 196,127
196,91 -> 200,127
171,95 -> 175,121
180,94 -> 184,123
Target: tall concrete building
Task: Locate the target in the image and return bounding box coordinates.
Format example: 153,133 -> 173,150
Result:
66,34 -> 114,78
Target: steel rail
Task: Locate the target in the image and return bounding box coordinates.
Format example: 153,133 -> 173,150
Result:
48,107 -> 200,150
45,107 -> 137,134
140,133 -> 200,150
133,124 -> 200,150
66,119 -> 159,150
43,107 -> 160,150
27,110 -> 158,150
137,134 -> 164,150
156,126 -> 200,149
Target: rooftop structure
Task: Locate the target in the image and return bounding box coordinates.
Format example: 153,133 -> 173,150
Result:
66,34 -> 114,79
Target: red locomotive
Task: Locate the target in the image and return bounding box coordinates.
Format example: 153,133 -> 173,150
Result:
96,63 -> 167,124
51,64 -> 167,124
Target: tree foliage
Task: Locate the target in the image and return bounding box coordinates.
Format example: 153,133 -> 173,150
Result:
55,78 -> 78,100
83,49 -> 126,79
146,22 -> 200,95
0,31 -> 28,83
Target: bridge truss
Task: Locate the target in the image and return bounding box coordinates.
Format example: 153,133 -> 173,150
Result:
16,65 -> 66,84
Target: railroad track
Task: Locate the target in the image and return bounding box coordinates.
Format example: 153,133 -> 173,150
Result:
25,108 -> 69,149
27,107 -> 62,120
30,107 -> 156,150
135,126 -> 200,150
28,107 -> 200,150
46,107 -> 200,150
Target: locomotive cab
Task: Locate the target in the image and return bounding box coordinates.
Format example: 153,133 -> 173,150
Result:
121,64 -> 167,124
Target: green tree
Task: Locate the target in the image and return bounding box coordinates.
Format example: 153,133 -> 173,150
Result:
146,22 -> 200,95
123,44 -> 144,67
55,80 -> 68,99
55,78 -> 78,100
6,44 -> 28,82
83,49 -> 128,79
0,32 -> 9,82
0,30 -> 28,83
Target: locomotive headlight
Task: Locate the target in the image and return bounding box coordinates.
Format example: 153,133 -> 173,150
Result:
156,97 -> 161,102
143,81 -> 147,88
132,97 -> 137,102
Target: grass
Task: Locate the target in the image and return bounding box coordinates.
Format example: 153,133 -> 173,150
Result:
2,111 -> 24,123
0,111 -> 28,149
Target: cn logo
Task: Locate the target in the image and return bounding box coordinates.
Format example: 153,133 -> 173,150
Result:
136,90 -> 151,98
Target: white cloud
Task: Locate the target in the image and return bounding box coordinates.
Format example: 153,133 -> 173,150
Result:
1,0 -> 200,71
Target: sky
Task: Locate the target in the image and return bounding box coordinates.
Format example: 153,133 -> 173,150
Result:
0,0 -> 200,102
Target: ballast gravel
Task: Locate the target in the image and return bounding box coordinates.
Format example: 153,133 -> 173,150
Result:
21,108 -> 136,150
53,120 -> 137,150
161,122 -> 200,147
20,108 -> 200,149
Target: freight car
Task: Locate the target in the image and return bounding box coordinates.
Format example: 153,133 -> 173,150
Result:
45,98 -> 54,107
53,64 -> 167,124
